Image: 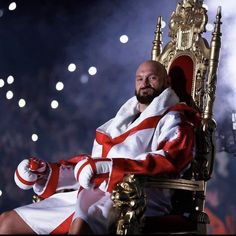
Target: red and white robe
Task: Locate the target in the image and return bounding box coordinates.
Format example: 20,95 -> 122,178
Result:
14,87 -> 200,234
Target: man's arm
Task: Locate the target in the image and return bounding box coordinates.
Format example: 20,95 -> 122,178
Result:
74,109 -> 198,193
14,155 -> 87,199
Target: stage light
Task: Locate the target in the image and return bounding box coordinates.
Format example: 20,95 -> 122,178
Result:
7,75 -> 14,84
31,133 -> 38,142
232,111 -> 236,131
120,35 -> 129,44
8,2 -> 17,11
0,190 -> 2,197
56,81 -> 64,91
161,20 -> 166,29
232,111 -> 236,139
18,98 -> 26,108
51,100 -> 59,109
206,23 -> 214,31
0,79 -> 4,88
80,74 -> 89,83
0,9 -> 3,18
68,63 -> 76,72
6,90 -> 13,99
88,66 -> 97,76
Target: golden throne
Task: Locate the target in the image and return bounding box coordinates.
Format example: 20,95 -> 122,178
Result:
111,0 -> 222,234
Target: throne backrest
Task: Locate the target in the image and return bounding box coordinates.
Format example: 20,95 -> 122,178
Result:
111,2 -> 222,234
151,0 -> 222,181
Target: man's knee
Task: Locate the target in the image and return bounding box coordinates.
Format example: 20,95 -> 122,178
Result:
0,211 -> 15,233
0,210 -> 34,234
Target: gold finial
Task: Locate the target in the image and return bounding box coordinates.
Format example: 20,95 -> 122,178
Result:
204,5 -> 222,120
151,16 -> 163,61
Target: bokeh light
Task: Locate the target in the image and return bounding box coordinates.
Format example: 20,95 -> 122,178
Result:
18,98 -> 26,108
7,75 -> 14,84
68,63 -> 76,72
0,79 -> 4,88
31,133 -> 38,142
56,81 -> 64,91
119,35 -> 129,44
88,66 -> 97,76
8,2 -> 17,11
51,100 -> 59,109
6,90 -> 14,99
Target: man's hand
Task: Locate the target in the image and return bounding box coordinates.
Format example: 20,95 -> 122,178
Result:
74,156 -> 112,191
14,157 -> 48,190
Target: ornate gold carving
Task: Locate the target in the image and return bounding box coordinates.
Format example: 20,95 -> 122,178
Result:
154,1 -> 211,108
111,174 -> 146,235
169,0 -> 207,50
32,194 -> 43,203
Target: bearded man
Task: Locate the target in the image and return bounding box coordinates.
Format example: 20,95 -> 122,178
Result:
0,60 -> 199,234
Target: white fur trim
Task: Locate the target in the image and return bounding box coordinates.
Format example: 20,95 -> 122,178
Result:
96,87 -> 179,138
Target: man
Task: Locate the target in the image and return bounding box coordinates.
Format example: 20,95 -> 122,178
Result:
0,60 -> 199,234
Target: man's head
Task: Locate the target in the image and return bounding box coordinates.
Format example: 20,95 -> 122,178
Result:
135,60 -> 169,105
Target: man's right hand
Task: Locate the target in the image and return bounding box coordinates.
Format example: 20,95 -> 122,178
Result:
14,157 -> 48,190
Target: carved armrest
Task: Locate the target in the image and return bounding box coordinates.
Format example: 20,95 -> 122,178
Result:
111,174 -> 207,235
138,176 -> 205,191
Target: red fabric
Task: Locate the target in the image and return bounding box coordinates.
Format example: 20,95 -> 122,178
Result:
91,173 -> 109,187
96,116 -> 161,157
75,160 -> 90,181
50,213 -> 74,234
105,104 -> 199,192
53,104 -> 199,194
96,103 -> 200,160
108,155 -> 177,192
169,55 -> 193,95
59,154 -> 88,165
38,163 -> 60,199
87,157 -> 97,175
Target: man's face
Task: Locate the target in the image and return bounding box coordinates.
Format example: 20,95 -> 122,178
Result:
135,61 -> 166,104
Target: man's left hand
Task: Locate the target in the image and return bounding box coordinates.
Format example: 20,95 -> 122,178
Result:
74,156 -> 112,191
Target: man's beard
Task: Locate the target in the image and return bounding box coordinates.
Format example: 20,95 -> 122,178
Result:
135,87 -> 162,104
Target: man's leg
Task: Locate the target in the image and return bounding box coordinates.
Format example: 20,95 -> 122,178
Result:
68,217 -> 93,235
0,210 -> 35,234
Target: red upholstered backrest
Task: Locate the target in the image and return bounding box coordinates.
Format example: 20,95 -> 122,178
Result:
168,55 -> 194,105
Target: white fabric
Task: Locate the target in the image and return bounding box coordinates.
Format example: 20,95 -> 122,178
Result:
74,88 -> 182,233
56,165 -> 79,191
74,159 -> 94,189
33,163 -> 79,196
72,188 -> 115,234
92,87 -> 180,161
95,87 -> 178,140
14,190 -> 78,234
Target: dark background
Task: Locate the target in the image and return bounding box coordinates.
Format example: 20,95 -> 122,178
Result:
0,0 -> 236,233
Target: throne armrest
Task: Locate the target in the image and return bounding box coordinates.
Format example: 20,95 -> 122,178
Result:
138,176 -> 205,191
111,174 -> 209,235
